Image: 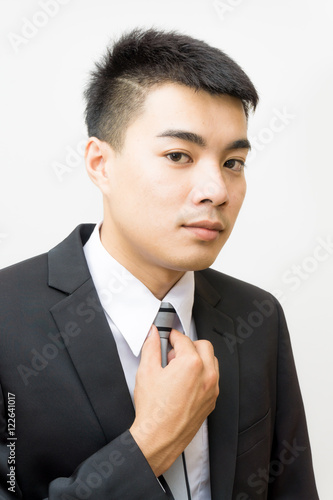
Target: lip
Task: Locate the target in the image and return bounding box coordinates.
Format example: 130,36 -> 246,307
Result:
184,220 -> 224,231
182,220 -> 224,241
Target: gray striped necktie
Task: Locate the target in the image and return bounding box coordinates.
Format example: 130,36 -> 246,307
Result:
153,302 -> 175,368
153,302 -> 191,500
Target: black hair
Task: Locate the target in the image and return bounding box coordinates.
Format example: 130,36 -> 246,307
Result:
84,28 -> 259,150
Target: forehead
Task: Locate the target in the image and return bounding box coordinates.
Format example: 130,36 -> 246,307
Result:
125,83 -> 248,145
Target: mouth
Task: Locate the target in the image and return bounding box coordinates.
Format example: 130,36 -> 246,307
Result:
182,220 -> 224,242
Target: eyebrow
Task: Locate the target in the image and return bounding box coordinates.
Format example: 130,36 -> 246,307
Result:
156,129 -> 251,151
226,138 -> 252,151
157,130 -> 207,147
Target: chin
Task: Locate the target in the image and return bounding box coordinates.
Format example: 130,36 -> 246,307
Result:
188,259 -> 217,271
186,243 -> 227,271
171,253 -> 219,272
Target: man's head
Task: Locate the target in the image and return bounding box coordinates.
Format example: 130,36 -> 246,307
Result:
84,29 -> 258,296
84,28 -> 258,152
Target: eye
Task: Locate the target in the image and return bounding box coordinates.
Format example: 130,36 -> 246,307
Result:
224,159 -> 245,172
166,152 -> 192,164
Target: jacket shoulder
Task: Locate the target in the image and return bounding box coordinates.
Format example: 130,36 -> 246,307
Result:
0,252 -> 48,289
0,253 -> 51,312
197,267 -> 281,320
199,267 -> 274,300
0,224 -> 94,301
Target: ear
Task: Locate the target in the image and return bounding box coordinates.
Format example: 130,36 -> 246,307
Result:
85,137 -> 114,193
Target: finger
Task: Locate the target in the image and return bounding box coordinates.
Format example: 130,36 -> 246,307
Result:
168,329 -> 196,355
140,325 -> 162,368
214,356 -> 220,383
193,339 -> 215,361
167,347 -> 176,363
194,340 -> 219,377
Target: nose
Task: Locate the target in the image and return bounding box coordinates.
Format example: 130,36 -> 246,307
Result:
191,166 -> 229,207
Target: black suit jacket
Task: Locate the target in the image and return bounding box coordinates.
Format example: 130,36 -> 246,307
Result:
0,224 -> 319,499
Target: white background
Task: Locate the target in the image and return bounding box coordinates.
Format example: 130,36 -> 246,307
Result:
1,0 -> 332,497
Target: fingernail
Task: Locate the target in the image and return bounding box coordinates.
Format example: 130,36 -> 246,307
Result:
148,325 -> 154,337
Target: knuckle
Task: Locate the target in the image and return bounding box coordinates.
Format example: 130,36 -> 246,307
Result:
188,352 -> 203,371
210,397 -> 218,412
206,368 -> 218,388
196,339 -> 214,352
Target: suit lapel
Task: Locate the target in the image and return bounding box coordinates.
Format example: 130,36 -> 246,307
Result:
194,272 -> 239,500
48,225 -> 135,443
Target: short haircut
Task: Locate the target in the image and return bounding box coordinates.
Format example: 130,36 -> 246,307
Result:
84,28 -> 259,151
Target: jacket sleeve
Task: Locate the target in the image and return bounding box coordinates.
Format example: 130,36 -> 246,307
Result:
0,408 -> 169,500
46,430 -> 169,499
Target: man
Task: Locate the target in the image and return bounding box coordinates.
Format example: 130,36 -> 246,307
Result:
0,29 -> 319,499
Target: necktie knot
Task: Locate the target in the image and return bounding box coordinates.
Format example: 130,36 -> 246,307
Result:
153,302 -> 176,368
153,302 -> 176,338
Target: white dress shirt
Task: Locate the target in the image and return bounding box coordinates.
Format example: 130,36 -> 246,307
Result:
83,223 -> 211,499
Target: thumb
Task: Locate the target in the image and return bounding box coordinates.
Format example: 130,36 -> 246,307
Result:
168,328 -> 192,355
141,324 -> 162,367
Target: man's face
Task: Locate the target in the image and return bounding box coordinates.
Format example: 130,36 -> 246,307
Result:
97,83 -> 249,276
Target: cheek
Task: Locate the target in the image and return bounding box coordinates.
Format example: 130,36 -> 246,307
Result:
229,183 -> 246,214
121,181 -> 179,226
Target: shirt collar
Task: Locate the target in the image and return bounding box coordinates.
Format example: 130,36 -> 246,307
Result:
83,223 -> 195,357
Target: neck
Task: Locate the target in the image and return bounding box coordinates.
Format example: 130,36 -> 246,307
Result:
99,223 -> 185,300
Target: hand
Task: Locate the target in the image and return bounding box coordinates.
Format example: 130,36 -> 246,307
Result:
129,325 -> 219,477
